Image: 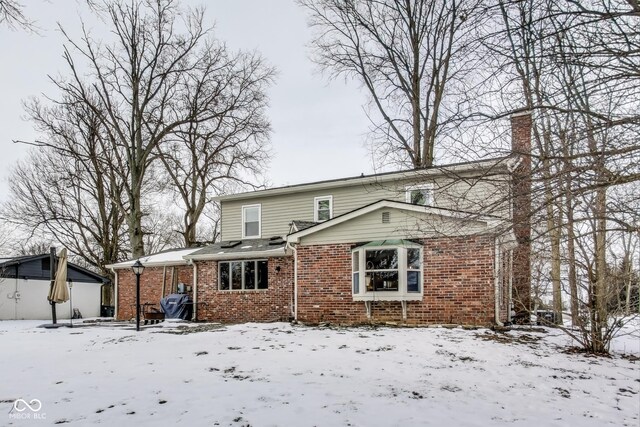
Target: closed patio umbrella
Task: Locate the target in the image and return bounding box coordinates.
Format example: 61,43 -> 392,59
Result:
47,248 -> 69,324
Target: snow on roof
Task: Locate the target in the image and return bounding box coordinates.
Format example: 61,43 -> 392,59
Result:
106,248 -> 201,269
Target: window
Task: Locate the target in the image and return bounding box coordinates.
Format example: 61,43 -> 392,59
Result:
352,251 -> 360,294
365,249 -> 399,291
406,248 -> 421,293
242,204 -> 261,238
314,196 -> 333,222
219,260 -> 268,290
406,185 -> 434,206
352,243 -> 423,300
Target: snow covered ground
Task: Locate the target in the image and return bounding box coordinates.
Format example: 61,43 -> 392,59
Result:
1,319 -> 638,427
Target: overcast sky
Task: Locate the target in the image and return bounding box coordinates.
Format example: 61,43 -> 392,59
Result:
0,0 -> 375,203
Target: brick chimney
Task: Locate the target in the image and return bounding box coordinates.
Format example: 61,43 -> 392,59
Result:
511,110 -> 532,321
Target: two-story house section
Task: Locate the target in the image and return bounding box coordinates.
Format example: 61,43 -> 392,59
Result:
108,112 -> 532,326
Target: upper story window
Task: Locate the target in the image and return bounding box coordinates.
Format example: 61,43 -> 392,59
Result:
242,204 -> 261,238
406,184 -> 434,206
314,196 -> 333,222
352,242 -> 423,300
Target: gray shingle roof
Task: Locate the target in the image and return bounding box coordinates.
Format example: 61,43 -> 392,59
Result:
187,238 -> 286,258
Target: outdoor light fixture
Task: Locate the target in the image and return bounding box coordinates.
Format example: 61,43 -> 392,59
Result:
132,259 -> 145,276
131,260 -> 145,331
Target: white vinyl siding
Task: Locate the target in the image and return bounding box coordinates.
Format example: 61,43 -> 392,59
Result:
298,208 -> 489,245
220,174 -> 510,241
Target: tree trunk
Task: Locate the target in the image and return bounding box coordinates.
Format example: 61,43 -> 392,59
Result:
128,179 -> 145,259
623,235 -> 633,314
540,122 -> 563,325
592,184 -> 607,353
560,130 -> 579,327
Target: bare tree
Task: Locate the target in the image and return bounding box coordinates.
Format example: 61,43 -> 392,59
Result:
487,0 -> 640,352
3,97 -> 128,275
156,49 -> 273,247
299,0 -> 486,168
44,0 -> 273,258
0,0 -> 32,30
141,205 -> 183,255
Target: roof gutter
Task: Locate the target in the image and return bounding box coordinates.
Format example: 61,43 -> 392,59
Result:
106,260 -> 192,270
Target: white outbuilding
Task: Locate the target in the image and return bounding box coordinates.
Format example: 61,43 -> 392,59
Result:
0,254 -> 109,320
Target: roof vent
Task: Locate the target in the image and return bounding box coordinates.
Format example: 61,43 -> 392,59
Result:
382,211 -> 390,224
269,237 -> 285,246
221,240 -> 242,249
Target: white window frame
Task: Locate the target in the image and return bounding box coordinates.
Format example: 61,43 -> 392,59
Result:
218,259 -> 268,291
314,195 -> 333,222
351,244 -> 423,301
242,204 -> 261,238
405,184 -> 434,206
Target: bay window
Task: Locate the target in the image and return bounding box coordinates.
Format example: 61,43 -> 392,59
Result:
352,242 -> 423,300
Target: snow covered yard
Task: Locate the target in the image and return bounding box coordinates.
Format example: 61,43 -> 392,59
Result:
1,320 -> 638,427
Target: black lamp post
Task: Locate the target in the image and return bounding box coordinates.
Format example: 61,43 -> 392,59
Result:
131,260 -> 145,331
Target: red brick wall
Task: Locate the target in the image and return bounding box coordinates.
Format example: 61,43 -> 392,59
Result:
195,257 -> 294,323
116,236 -> 498,325
116,265 -> 194,320
296,236 -> 497,326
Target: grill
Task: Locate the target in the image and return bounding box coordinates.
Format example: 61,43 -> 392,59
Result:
160,294 -> 193,320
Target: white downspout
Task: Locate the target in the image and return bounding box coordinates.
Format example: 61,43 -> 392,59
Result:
286,241 -> 298,321
508,250 -> 514,323
494,240 -> 504,327
110,267 -> 118,320
189,260 -> 198,321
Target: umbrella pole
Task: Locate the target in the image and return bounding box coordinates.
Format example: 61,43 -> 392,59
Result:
50,247 -> 57,324
69,279 -> 73,328
51,301 -> 57,324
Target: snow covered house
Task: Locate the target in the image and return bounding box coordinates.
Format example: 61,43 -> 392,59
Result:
0,254 -> 109,320
109,113 -> 532,326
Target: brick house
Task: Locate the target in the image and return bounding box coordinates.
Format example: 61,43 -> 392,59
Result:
108,113 -> 531,326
